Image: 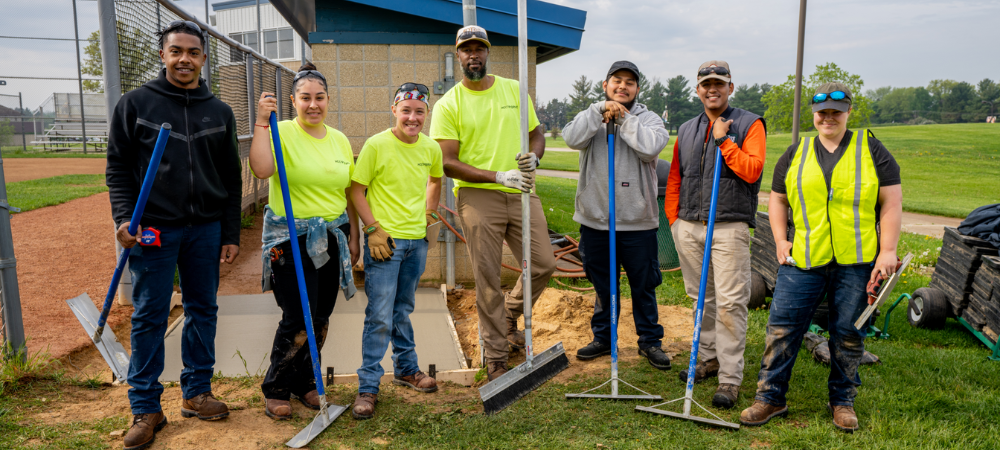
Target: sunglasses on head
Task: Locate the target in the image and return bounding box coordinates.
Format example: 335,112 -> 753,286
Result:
698,66 -> 730,77
457,29 -> 488,43
293,70 -> 327,83
812,91 -> 849,104
166,20 -> 201,33
396,83 -> 429,95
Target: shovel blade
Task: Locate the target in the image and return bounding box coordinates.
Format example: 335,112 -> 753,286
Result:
66,294 -> 130,381
285,403 -> 349,448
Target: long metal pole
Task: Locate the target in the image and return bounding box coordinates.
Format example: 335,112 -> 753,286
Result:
446,0 -> 476,290
19,93 -> 26,153
791,0 -> 807,143
516,0 -> 532,366
0,148 -> 24,361
463,0 -> 477,26
73,0 -> 88,154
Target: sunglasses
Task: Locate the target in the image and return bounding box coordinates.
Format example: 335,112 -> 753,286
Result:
698,66 -> 730,77
396,83 -> 429,95
812,91 -> 850,104
457,29 -> 489,43
293,70 -> 327,83
166,20 -> 201,33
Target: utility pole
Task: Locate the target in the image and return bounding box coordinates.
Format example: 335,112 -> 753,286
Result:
73,0 -> 88,154
791,0 -> 807,144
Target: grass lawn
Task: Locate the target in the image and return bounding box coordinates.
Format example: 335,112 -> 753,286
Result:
6,174 -> 108,213
540,151 -> 581,172
2,146 -> 107,158
545,136 -> 568,148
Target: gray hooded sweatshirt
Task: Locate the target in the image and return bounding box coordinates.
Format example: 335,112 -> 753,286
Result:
562,101 -> 670,231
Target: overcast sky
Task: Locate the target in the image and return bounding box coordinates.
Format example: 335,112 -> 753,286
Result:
3,0 -> 999,110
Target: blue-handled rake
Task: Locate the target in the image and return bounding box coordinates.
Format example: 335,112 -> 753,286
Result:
266,111 -> 349,448
66,123 -> 172,383
565,120 -> 660,402
634,146 -> 741,430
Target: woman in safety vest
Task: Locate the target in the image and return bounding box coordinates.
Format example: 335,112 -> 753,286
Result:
740,82 -> 902,432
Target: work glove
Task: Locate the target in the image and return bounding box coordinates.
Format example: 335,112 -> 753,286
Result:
516,152 -> 539,172
496,169 -> 534,193
426,209 -> 441,227
364,222 -> 395,262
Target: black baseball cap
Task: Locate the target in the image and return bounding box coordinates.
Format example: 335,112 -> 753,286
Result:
606,61 -> 640,81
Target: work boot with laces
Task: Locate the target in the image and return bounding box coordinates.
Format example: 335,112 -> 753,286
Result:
393,371 -> 439,393
181,391 -> 229,420
487,361 -> 509,381
739,400 -> 788,426
352,392 -> 377,420
828,403 -> 859,432
123,412 -> 167,450
677,358 -> 720,383
295,390 -> 321,410
507,316 -> 525,349
264,399 -> 292,420
638,346 -> 672,370
712,383 -> 740,409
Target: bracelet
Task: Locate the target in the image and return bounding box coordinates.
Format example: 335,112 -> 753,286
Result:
255,123 -> 269,128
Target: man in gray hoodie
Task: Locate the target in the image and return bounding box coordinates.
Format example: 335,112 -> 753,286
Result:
562,61 -> 672,370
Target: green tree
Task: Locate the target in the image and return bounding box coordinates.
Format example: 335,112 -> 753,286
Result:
537,97 -> 569,131
763,62 -> 872,133
729,83 -> 770,117
81,30 -> 103,93
0,119 -> 13,147
643,79 -> 668,118
664,75 -> 697,125
865,86 -> 892,103
566,75 -> 597,122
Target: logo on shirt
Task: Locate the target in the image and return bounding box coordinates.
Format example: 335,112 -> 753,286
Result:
727,134 -> 737,142
417,162 -> 431,167
335,159 -> 350,165
621,182 -> 630,187
501,105 -> 518,110
203,117 -> 212,122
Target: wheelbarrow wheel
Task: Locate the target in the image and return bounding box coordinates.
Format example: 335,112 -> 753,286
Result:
909,287 -> 948,329
748,271 -> 769,310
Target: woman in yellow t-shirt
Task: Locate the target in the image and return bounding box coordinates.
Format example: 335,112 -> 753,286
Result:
249,62 -> 360,420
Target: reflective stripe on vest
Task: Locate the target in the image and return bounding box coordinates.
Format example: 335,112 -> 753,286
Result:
785,130 -> 879,269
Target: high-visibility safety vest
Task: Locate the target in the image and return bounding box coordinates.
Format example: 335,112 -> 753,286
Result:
785,130 -> 879,269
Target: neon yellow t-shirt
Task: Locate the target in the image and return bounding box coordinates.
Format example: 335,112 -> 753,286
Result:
428,75 -> 540,194
352,129 -> 444,239
266,119 -> 354,221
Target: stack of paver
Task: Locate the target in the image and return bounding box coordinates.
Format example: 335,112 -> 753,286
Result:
928,227 -> 999,320
967,255 -> 1000,343
750,211 -> 794,292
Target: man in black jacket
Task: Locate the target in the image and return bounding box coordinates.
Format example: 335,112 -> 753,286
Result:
106,21 -> 242,450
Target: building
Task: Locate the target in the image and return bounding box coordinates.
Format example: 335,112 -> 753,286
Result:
212,0 -> 311,69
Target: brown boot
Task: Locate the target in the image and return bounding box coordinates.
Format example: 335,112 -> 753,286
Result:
828,403 -> 859,432
487,361 -> 509,381
739,400 -> 788,426
712,383 -> 740,409
123,412 -> 167,450
677,358 -> 720,384
264,399 -> 292,420
181,391 -> 229,420
506,316 -> 525,349
393,371 -> 439,393
295,390 -> 321,410
352,392 -> 377,420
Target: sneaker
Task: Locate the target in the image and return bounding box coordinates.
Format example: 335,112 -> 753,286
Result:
638,347 -> 672,370
487,361 -> 509,381
124,412 -> 167,450
180,392 -> 229,421
712,383 -> 739,409
828,403 -> 859,433
575,341 -> 611,360
677,358 -> 720,383
352,393 -> 377,420
739,400 -> 788,426
393,371 -> 439,393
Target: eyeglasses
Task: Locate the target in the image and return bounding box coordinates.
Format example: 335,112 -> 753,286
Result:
698,66 -> 730,77
396,83 -> 429,95
812,91 -> 849,103
165,20 -> 201,33
293,70 -> 327,83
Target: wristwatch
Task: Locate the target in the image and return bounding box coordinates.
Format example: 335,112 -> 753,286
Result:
714,135 -> 729,147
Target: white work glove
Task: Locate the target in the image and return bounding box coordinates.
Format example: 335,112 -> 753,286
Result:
516,152 -> 539,172
496,169 -> 534,193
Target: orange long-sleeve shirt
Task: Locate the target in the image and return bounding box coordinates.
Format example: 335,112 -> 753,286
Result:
664,118 -> 766,224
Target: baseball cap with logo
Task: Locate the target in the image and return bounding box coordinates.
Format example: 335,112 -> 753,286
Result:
811,82 -> 853,113
697,60 -> 731,84
606,60 -> 640,81
456,25 -> 491,49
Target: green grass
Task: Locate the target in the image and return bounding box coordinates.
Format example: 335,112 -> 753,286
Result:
536,175 -> 580,239
762,124 -> 1000,218
2,146 -> 107,158
7,174 -> 108,213
545,136 -> 568,148
540,150 -> 581,172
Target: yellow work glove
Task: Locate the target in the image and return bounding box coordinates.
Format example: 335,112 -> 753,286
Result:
364,222 -> 395,262
426,209 -> 441,227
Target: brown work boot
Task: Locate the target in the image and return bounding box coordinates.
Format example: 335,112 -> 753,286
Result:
677,358 -> 720,383
123,412 -> 167,450
393,371 -> 439,393
181,391 -> 229,420
507,316 -> 525,349
712,383 -> 740,409
295,390 -> 321,410
740,400 -> 788,426
487,361 -> 509,381
828,403 -> 859,433
352,392 -> 377,420
264,399 -> 292,420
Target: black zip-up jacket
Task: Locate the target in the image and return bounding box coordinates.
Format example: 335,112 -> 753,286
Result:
106,69 -> 242,246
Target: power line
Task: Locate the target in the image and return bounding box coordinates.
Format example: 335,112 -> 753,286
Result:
0,35 -> 89,42
0,75 -> 101,81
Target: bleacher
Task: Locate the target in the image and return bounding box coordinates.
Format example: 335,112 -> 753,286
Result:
31,118 -> 108,152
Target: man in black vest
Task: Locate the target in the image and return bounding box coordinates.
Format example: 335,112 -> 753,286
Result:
663,60 -> 767,408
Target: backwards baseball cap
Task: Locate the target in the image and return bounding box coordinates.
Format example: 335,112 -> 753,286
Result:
606,61 -> 640,80
811,82 -> 853,113
697,60 -> 731,84
456,25 -> 491,49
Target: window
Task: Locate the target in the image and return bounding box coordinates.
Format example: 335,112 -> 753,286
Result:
264,28 -> 294,60
228,31 -> 258,63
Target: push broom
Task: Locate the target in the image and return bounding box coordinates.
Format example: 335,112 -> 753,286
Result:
66,123 -> 172,383
266,110 -> 349,447
479,0 -> 569,415
635,146 -> 740,430
565,120 -> 660,402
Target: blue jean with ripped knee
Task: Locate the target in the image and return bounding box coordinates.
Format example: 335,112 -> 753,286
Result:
754,263 -> 871,407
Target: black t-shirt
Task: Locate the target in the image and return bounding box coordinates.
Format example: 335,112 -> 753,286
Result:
771,130 -> 901,195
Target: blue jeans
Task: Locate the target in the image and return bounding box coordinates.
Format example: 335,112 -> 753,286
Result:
754,263 -> 871,407
127,222 -> 221,414
357,237 -> 427,394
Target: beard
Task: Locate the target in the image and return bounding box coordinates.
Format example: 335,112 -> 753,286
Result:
605,92 -> 636,112
462,62 -> 487,82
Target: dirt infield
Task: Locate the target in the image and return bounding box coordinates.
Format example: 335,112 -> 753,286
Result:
3,158 -> 107,183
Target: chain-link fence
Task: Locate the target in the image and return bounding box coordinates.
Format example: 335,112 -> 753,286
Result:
109,0 -> 296,211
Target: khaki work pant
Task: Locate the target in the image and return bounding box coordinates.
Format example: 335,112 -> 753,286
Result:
672,219 -> 751,385
456,187 -> 556,363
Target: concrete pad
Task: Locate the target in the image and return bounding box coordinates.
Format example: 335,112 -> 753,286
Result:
159,288 -> 466,382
